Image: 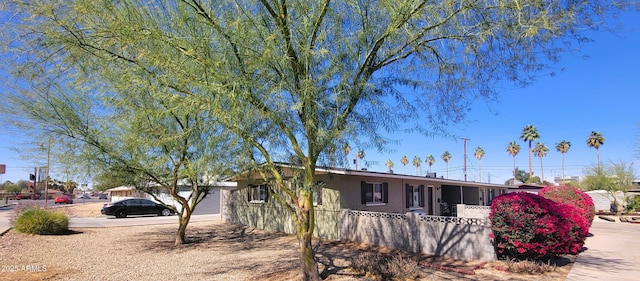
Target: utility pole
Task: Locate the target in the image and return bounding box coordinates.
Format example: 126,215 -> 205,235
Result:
44,138 -> 51,208
462,137 -> 469,181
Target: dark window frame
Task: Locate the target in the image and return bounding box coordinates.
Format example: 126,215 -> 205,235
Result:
247,184 -> 269,203
360,181 -> 389,204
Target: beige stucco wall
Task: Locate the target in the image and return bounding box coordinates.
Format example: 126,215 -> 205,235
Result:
327,174 -> 442,215
340,210 -> 496,262
229,176 -> 342,240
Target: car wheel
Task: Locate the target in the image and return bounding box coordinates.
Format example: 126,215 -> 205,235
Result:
115,209 -> 127,218
161,208 -> 172,216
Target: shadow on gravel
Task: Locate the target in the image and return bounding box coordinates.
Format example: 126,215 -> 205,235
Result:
43,229 -> 84,236
132,223 -> 293,253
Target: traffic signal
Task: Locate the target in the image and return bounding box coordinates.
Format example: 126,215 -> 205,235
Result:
29,174 -> 36,181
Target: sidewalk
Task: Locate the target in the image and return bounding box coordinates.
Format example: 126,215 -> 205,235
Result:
566,218 -> 640,281
0,204 -> 12,235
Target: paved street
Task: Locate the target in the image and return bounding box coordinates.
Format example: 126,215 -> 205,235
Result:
69,213 -> 221,228
566,218 -> 640,281
0,203 -> 221,233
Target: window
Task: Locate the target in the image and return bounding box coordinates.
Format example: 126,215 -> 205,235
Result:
248,184 -> 269,203
360,181 -> 388,205
405,184 -> 424,208
488,189 -> 496,204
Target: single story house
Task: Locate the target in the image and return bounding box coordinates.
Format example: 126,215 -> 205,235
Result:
222,163 -> 508,240
105,186 -> 145,202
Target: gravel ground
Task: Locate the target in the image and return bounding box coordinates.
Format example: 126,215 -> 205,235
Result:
0,203 -> 573,281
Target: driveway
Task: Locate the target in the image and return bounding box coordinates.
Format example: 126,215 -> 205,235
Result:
566,218 -> 640,281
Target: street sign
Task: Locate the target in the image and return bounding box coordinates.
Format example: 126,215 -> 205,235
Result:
0,164 -> 5,174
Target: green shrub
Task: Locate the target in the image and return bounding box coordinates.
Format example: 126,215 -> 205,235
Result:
626,195 -> 640,212
14,207 -> 69,235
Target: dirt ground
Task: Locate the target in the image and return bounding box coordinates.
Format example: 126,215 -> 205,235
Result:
58,202 -> 106,217
2,202 -> 574,280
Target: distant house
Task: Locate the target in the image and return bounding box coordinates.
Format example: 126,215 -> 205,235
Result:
223,163 -> 508,240
507,183 -> 546,194
105,186 -> 145,202
105,180 -> 235,215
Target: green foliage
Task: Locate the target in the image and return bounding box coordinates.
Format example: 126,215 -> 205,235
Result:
14,207 -> 69,235
515,168 -> 530,183
528,176 -> 541,184
2,182 -> 22,195
582,162 -> 636,205
625,195 -> 640,212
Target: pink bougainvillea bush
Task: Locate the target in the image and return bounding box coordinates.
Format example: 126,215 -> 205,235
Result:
539,185 -> 595,226
490,192 -> 588,260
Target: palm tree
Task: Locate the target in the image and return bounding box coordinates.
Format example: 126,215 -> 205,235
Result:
412,156 -> 422,176
587,131 -> 605,169
400,155 -> 409,174
520,125 -> 540,180
426,154 -> 435,173
532,142 -> 549,182
474,147 -> 485,182
385,159 -> 394,172
356,149 -> 365,169
441,151 -> 452,178
555,140 -> 571,180
507,141 -> 521,184
344,143 -> 351,167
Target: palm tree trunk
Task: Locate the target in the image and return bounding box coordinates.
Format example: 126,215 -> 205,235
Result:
513,156 -> 516,184
528,142 -> 533,179
561,153 -> 565,180
479,161 -> 482,182
540,158 -> 544,182
596,148 -> 600,170
446,163 -> 449,178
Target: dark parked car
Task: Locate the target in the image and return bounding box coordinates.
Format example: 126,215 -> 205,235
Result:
98,193 -> 108,200
54,195 -> 73,204
101,198 -> 174,218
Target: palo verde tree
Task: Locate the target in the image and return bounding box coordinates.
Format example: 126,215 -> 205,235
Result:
2,1 -> 631,279
3,78 -> 246,246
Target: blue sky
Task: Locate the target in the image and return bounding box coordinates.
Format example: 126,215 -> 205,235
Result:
362,11 -> 640,184
1,10 -> 639,186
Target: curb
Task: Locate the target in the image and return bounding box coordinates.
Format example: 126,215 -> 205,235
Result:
0,227 -> 11,236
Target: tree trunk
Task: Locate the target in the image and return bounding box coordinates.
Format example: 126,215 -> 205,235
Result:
298,230 -> 320,281
540,158 -> 545,182
528,142 -> 533,180
561,154 -> 565,179
175,208 -> 192,246
296,183 -> 320,280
